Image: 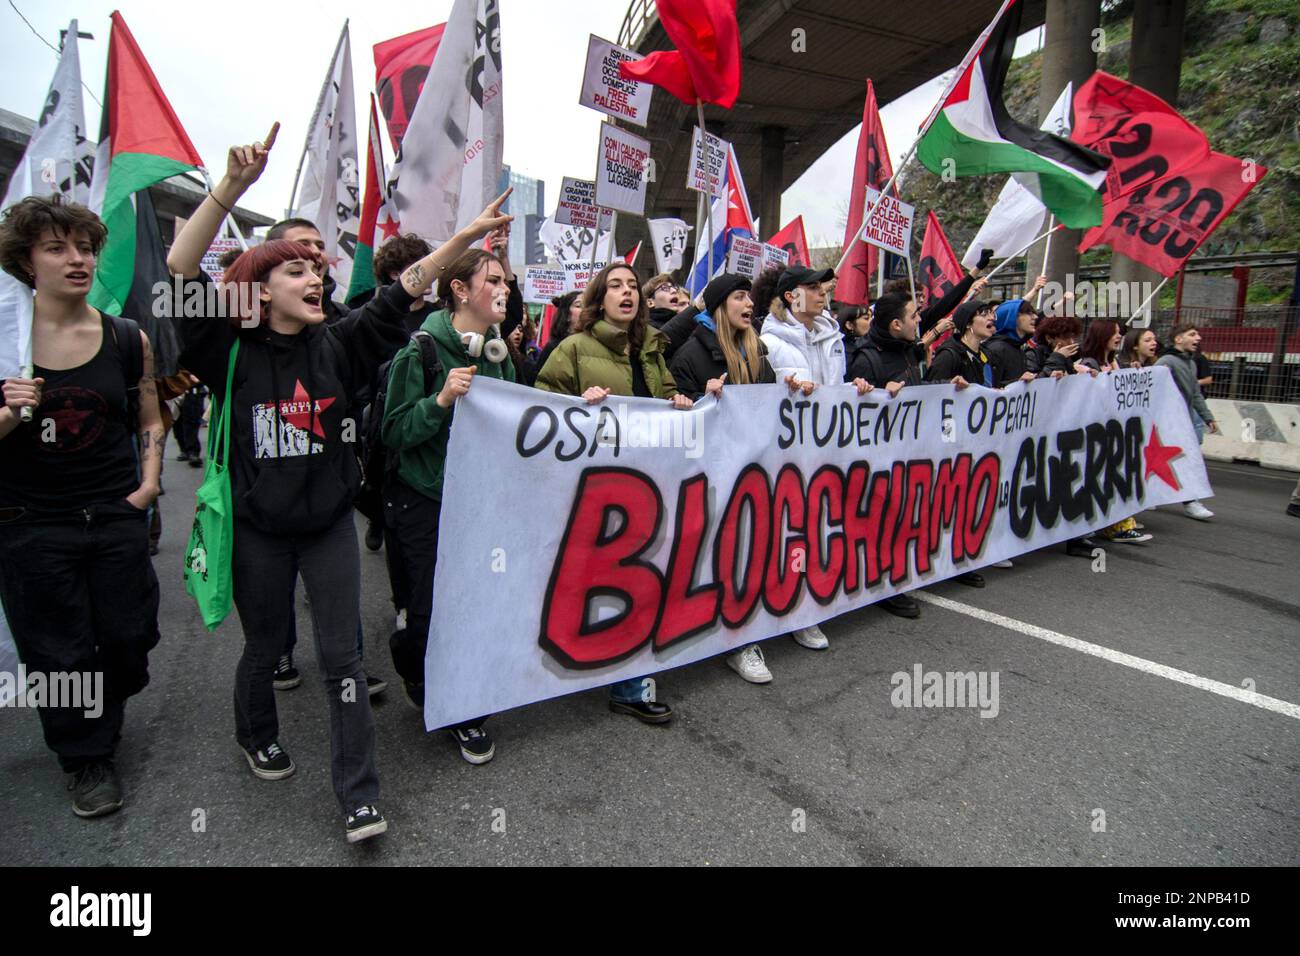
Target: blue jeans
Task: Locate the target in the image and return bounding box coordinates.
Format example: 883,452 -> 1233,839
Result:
610,677 -> 655,703
1192,411 -> 1206,445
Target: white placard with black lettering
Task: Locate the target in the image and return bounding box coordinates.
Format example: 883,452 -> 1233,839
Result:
523,266 -> 567,304
595,122 -> 651,217
578,35 -> 653,127
686,126 -> 728,199
858,187 -> 916,257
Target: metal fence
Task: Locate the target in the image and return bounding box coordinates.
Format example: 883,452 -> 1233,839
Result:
1142,305 -> 1299,404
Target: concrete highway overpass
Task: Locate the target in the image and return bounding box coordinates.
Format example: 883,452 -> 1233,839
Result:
616,0 -> 1046,246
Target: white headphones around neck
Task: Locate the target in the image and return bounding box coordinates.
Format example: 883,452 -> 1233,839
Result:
461,324 -> 509,364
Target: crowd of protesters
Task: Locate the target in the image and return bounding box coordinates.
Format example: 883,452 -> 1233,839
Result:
0,128 -> 1265,844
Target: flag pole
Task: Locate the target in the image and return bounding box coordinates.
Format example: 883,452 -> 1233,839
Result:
980,222 -> 1063,286
1128,275 -> 1170,329
201,168 -> 249,252
835,0 -> 1016,280
1035,215 -> 1055,307
697,100 -> 714,281
833,140 -> 918,278
905,253 -> 917,308
692,190 -> 706,295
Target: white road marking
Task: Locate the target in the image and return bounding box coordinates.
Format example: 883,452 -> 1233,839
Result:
913,591 -> 1300,720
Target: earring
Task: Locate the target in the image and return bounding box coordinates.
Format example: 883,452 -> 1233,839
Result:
460,298 -> 468,305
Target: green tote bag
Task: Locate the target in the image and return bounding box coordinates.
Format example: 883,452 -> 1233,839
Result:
183,340 -> 239,630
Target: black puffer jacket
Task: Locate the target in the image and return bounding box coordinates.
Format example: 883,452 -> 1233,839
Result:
1024,338 -> 1074,376
926,335 -> 993,386
844,323 -> 923,387
669,322 -> 776,400
984,332 -> 1027,386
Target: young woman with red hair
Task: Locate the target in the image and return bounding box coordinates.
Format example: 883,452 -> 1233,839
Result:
166,125 -> 508,843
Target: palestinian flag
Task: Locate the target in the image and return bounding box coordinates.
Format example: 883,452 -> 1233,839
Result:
346,95 -> 399,303
88,12 -> 203,315
916,0 -> 1109,228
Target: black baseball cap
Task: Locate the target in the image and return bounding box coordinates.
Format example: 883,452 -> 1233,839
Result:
776,266 -> 835,303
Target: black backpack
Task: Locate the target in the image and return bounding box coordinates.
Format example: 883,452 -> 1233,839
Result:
356,330 -> 443,521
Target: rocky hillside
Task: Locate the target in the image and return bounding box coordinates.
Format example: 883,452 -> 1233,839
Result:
897,0 -> 1299,302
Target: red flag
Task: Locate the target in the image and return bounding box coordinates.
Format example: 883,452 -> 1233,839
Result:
769,216 -> 810,267
1079,151 -> 1266,277
917,212 -> 965,311
619,0 -> 741,108
374,23 -> 445,151
538,304 -> 556,349
838,80 -> 894,306
622,242 -> 642,268
1071,71 -> 1210,205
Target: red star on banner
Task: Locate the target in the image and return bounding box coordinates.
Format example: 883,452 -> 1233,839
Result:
378,215 -> 400,241
279,380 -> 335,439
1143,424 -> 1184,491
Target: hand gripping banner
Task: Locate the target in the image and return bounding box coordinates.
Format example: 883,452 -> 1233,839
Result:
424,369 -> 1211,728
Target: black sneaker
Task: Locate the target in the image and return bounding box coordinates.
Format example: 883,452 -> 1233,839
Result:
68,760 -> 123,818
187,454 -> 203,468
1066,537 -> 1098,558
345,805 -> 388,843
273,654 -> 301,691
242,741 -> 295,780
1287,502 -> 1300,518
403,680 -> 424,711
365,673 -> 388,697
880,593 -> 920,619
955,571 -> 985,588
449,725 -> 495,765
608,698 -> 674,724
364,520 -> 384,552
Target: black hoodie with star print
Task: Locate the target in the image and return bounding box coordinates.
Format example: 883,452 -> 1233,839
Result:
179,271 -> 410,536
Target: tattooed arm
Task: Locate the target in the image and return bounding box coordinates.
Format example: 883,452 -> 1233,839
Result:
398,188 -> 514,301
127,331 -> 165,511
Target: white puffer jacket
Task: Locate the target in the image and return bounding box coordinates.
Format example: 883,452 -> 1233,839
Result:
760,310 -> 847,385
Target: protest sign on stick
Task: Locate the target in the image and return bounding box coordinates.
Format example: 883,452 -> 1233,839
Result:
579,35 -> 653,126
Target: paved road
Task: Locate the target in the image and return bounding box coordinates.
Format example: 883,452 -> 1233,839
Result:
1,454 -> 1297,866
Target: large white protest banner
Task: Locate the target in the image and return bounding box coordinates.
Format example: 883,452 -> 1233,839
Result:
687,126 -> 728,199
423,369 -> 1211,729
648,217 -> 690,273
595,122 -> 650,216
1,20 -> 90,382
859,187 -> 915,257
578,35 -> 652,126
523,266 -> 566,303
389,0 -> 503,243
291,22 -> 362,296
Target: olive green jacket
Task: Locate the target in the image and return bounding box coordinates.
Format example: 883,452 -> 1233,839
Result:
534,319 -> 678,398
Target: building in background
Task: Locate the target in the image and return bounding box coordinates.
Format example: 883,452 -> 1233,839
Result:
0,107 -> 273,244
498,164 -> 544,266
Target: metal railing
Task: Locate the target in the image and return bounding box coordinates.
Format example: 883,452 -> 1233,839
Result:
618,0 -> 658,48
1137,305 -> 1299,404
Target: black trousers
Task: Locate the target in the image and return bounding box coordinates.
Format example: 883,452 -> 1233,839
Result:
384,478 -> 484,730
0,501 -> 160,772
174,387 -> 205,459
231,513 -> 379,813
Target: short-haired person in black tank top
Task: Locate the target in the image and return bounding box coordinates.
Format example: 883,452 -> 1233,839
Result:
0,196 -> 165,819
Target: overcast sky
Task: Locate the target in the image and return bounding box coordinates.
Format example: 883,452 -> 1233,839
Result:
1,0 -> 1042,249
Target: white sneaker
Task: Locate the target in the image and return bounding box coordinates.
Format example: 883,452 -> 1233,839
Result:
1184,501 -> 1214,521
394,608 -> 407,631
992,559 -> 1014,568
727,645 -> 773,683
791,625 -> 829,650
